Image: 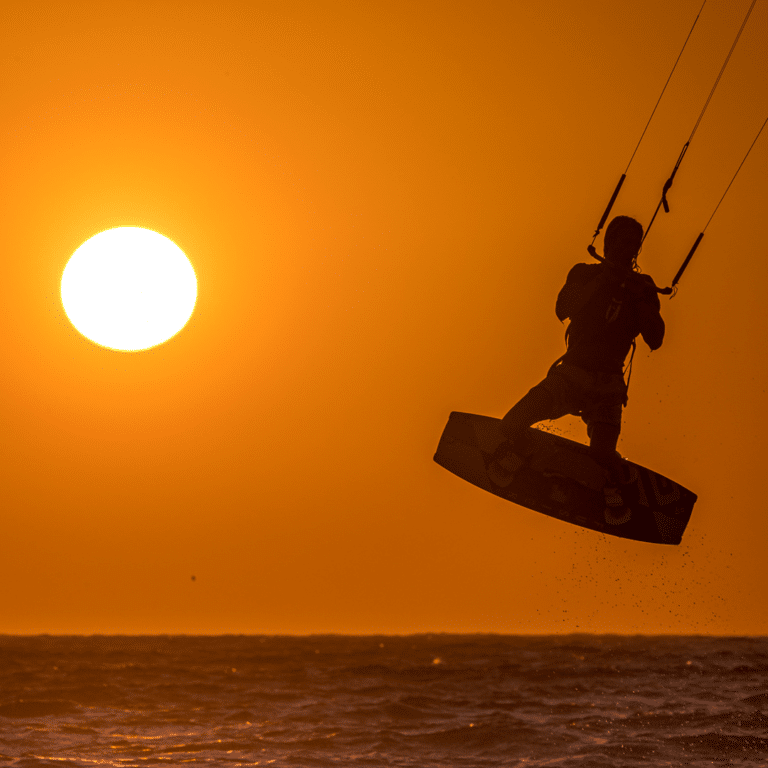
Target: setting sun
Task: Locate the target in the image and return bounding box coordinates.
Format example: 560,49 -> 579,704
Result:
61,227 -> 197,352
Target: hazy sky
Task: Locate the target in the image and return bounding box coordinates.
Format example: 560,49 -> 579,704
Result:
1,0 -> 766,635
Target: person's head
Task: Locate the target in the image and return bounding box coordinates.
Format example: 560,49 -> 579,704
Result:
604,216 -> 643,267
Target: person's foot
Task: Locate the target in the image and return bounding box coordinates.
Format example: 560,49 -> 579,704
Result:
603,484 -> 624,508
496,445 -> 526,474
488,437 -> 531,488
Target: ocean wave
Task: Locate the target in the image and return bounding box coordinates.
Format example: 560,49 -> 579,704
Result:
742,691 -> 768,708
671,731 -> 768,755
1,635 -> 768,767
0,699 -> 80,718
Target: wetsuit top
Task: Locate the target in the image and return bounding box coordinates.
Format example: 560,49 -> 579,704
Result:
556,262 -> 664,375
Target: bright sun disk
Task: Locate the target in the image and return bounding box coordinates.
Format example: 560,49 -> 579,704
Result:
61,227 -> 197,352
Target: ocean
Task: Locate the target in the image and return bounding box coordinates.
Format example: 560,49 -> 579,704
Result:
1,634 -> 767,766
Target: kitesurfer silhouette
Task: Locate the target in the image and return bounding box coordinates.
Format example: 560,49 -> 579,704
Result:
495,216 -> 665,507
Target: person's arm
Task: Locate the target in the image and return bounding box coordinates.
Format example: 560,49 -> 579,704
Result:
629,274 -> 665,350
639,303 -> 665,350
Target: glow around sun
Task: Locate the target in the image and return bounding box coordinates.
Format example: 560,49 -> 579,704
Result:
61,227 -> 198,352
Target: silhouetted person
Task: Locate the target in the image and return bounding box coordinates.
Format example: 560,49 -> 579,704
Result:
496,215 -> 665,506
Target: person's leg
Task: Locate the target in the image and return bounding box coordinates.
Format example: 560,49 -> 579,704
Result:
588,421 -> 623,482
584,375 -> 626,488
499,385 -> 556,452
489,384 -> 558,485
587,417 -> 628,508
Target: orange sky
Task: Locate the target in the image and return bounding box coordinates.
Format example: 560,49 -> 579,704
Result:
1,0 -> 766,635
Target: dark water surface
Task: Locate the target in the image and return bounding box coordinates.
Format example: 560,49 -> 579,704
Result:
1,634 -> 767,766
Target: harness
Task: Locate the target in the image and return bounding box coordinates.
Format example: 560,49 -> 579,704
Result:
557,271 -> 637,406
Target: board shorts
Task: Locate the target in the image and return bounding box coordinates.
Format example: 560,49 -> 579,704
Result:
532,361 -> 627,430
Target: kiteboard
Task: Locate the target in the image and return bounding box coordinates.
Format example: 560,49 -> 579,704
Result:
434,411 -> 696,545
